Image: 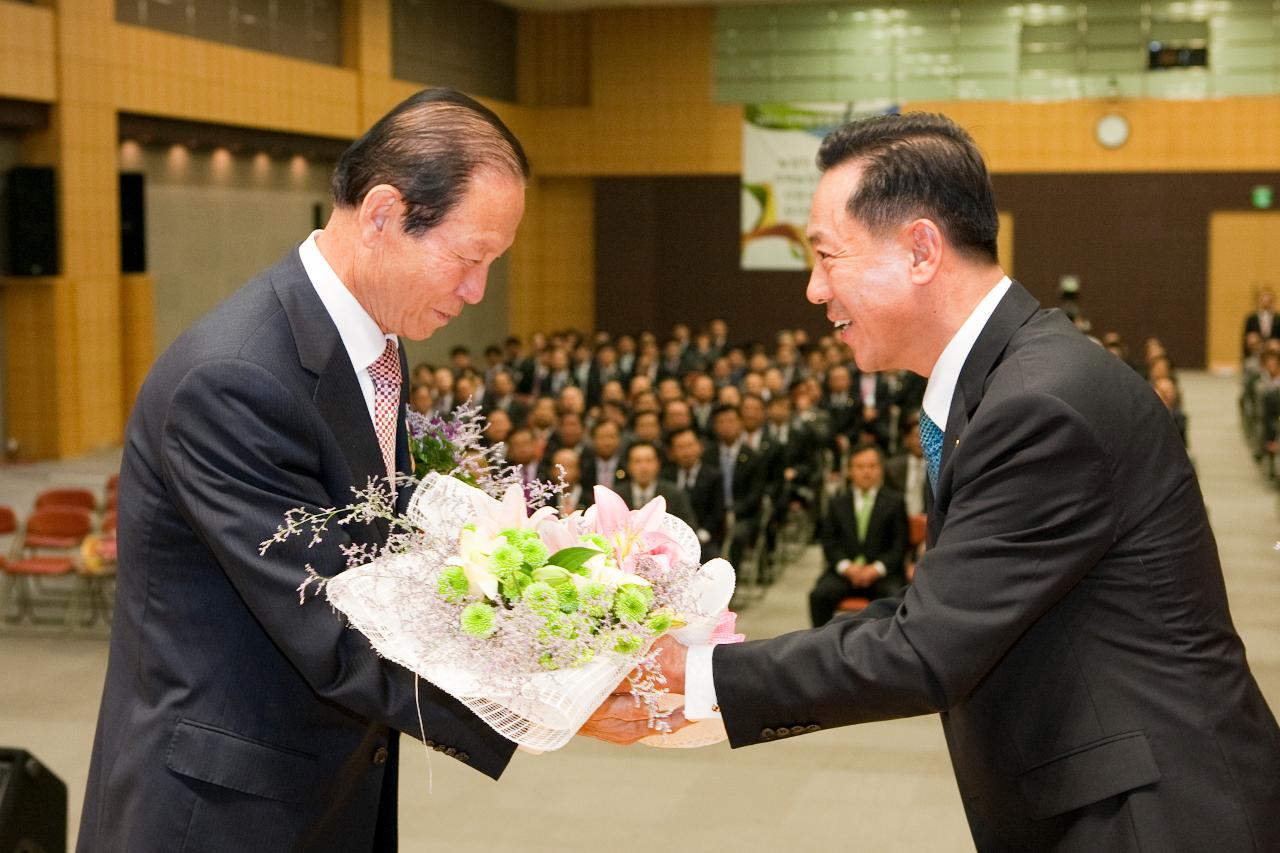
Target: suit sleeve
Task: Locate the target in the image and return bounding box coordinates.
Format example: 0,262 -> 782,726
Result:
160,358 -> 517,778
711,392 -> 1115,746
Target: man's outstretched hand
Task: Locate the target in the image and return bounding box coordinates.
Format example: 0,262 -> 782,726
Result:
579,635 -> 690,746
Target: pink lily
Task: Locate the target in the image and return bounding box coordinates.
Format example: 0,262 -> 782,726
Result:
584,486 -> 683,575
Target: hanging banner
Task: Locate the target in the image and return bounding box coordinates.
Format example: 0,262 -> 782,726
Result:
741,101 -> 898,270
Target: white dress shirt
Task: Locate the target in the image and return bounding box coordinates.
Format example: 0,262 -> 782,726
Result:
297,231 -> 398,424
684,274 -> 1014,721
920,276 -> 1011,431
904,453 -> 927,517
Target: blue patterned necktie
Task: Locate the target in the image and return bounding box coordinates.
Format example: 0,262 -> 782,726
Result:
919,411 -> 943,491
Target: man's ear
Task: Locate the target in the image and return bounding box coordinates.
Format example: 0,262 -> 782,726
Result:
358,184 -> 401,246
906,218 -> 943,285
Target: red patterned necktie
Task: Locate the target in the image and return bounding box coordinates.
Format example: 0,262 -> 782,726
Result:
367,338 -> 401,487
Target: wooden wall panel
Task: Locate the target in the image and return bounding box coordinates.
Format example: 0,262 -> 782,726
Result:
517,11 -> 589,108
509,177 -> 593,340
1207,213 -> 1280,371
120,273 -> 154,422
112,24 -> 361,139
1,277 -> 77,459
0,1 -> 57,103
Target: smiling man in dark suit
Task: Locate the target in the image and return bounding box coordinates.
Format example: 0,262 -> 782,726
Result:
619,112 -> 1280,852
809,442 -> 908,627
79,89 -> 530,852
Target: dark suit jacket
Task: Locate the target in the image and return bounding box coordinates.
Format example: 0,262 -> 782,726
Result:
819,486 -> 908,579
703,443 -> 766,520
619,479 -> 697,532
1244,310 -> 1280,356
78,250 -> 515,853
759,423 -> 815,504
712,282 -> 1280,852
579,449 -> 625,495
661,463 -> 725,557
884,452 -> 933,516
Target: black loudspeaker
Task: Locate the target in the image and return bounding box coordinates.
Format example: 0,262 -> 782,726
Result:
0,747 -> 66,853
4,167 -> 59,277
119,172 -> 146,274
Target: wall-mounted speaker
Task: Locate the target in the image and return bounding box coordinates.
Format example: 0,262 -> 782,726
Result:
0,747 -> 66,853
120,172 -> 146,274
4,167 -> 59,277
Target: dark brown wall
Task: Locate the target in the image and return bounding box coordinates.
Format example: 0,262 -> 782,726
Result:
595,176 -> 821,347
595,172 -> 1280,367
992,171 -> 1279,369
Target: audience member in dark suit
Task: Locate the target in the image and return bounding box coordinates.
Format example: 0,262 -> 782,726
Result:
480,369 -> 527,425
585,343 -> 627,409
580,419 -> 625,494
547,447 -> 591,514
619,441 -> 697,530
763,395 -> 817,508
822,365 -> 860,448
78,89 -> 524,852
1243,285 -> 1280,357
663,426 -> 726,562
542,411 -> 587,464
809,443 -> 908,626
705,404 -> 767,566
851,368 -> 892,450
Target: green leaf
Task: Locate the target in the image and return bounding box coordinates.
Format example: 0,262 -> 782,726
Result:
546,547 -> 603,574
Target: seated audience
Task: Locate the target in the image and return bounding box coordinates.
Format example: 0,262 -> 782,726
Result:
810,443 -> 909,627
662,426 -> 725,562
620,442 -> 697,531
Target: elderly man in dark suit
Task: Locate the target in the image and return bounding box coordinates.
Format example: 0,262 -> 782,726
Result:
606,112 -> 1280,852
809,442 -> 908,627
81,89 -> 536,853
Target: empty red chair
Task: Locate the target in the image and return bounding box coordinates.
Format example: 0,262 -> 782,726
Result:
34,488 -> 97,512
2,507 -> 93,624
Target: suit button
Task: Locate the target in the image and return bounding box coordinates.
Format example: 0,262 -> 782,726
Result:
433,744 -> 445,752
806,724 -> 820,733
761,728 -> 776,741
424,740 -> 436,748
457,752 -> 469,763
790,726 -> 806,736
445,747 -> 457,757
372,746 -> 389,765
775,727 -> 790,739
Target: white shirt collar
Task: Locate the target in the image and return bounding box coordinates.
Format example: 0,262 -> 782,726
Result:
921,276 -> 1012,431
298,231 -> 395,374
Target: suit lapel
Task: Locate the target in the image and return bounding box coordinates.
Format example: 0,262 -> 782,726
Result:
270,247 -> 390,535
928,281 -> 1041,545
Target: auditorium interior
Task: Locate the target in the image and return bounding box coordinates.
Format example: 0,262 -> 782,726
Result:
0,0 -> 1278,849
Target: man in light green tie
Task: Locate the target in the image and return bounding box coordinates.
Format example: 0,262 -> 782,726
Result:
807,442 -> 909,626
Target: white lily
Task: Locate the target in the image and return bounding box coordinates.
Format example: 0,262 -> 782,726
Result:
451,526 -> 501,601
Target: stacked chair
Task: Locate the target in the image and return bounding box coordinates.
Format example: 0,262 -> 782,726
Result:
0,475 -> 119,631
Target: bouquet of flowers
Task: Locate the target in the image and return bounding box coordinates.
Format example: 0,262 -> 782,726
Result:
263,404 -> 741,751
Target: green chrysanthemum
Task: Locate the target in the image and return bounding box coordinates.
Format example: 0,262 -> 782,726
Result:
646,609 -> 674,634
436,565 -> 470,603
492,544 -> 523,572
613,586 -> 650,623
556,582 -> 579,613
519,538 -> 549,569
460,602 -> 497,638
581,580 -> 608,600
613,632 -> 644,655
522,581 -> 558,612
